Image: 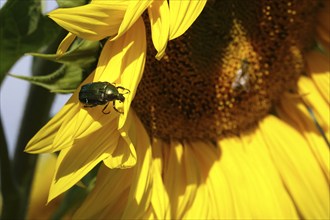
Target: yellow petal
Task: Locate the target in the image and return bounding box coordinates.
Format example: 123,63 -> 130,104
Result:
73,165 -> 133,219
218,128 -> 299,219
148,0 -> 170,60
162,141 -> 199,219
297,76 -> 329,136
169,0 -> 207,40
50,104 -> 79,150
24,99 -> 75,153
277,94 -> 330,182
187,141 -> 233,219
150,139 -> 171,219
94,17 -> 146,129
260,115 -> 330,219
48,1 -> 128,41
179,141 -> 219,219
27,154 -> 60,219
52,100 -> 117,149
111,0 -> 151,41
117,19 -> 146,130
121,116 -> 153,219
311,70 -> 330,105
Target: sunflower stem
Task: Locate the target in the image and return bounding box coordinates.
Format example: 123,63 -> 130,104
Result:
12,85 -> 54,219
9,30 -> 67,220
0,117 -> 20,219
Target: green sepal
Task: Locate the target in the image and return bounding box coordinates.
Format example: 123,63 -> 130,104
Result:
11,38 -> 101,93
56,0 -> 89,8
28,39 -> 100,68
10,64 -> 88,93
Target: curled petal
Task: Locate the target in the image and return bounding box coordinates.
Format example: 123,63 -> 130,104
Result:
103,136 -> 137,169
48,124 -> 120,202
56,32 -> 76,55
148,0 -> 170,60
121,111 -> 153,219
73,110 -> 152,219
103,111 -> 137,170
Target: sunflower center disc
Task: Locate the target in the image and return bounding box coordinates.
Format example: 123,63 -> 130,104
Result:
132,0 -> 318,142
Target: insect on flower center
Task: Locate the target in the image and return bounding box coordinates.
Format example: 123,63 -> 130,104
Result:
132,0 -> 319,142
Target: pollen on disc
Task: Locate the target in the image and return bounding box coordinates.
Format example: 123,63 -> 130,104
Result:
132,0 -> 319,142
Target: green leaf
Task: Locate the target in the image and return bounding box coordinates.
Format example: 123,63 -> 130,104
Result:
13,38 -> 100,93
10,64 -> 87,93
28,39 -> 100,67
56,0 -> 89,8
0,0 -> 62,84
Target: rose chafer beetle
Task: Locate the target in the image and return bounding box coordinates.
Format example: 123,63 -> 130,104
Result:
79,82 -> 130,114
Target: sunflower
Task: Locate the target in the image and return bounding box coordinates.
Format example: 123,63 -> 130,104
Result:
25,0 -> 329,219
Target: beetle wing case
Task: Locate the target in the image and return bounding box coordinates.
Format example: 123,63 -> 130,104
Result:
79,82 -> 108,106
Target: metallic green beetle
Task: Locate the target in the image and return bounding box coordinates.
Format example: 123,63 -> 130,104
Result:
79,82 -> 130,114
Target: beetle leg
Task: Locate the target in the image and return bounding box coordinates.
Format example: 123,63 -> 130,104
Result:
112,100 -> 124,114
116,86 -> 130,94
84,104 -> 97,108
102,103 -> 111,114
